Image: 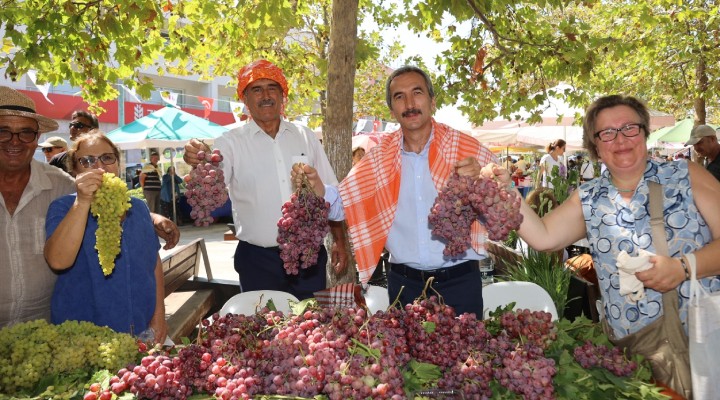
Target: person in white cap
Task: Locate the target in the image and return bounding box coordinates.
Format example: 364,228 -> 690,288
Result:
0,86 -> 179,328
38,136 -> 68,162
685,124 -> 720,182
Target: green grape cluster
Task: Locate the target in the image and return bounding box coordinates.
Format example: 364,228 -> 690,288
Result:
0,320 -> 137,395
90,173 -> 132,276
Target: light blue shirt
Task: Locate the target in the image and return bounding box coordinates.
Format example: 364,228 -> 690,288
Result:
324,134 -> 483,270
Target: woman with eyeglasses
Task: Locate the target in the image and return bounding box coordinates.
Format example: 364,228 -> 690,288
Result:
43,131 -> 167,343
490,95 -> 720,396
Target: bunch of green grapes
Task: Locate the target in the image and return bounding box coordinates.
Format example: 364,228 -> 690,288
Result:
90,173 -> 132,276
0,320 -> 137,395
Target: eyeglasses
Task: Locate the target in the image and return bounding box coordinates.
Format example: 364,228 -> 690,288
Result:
75,153 -> 118,168
42,146 -> 62,153
0,129 -> 39,143
69,121 -> 90,130
593,123 -> 645,142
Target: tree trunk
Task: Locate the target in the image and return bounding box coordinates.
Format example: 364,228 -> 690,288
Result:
692,57 -> 708,163
694,56 -> 708,125
324,0 -> 359,287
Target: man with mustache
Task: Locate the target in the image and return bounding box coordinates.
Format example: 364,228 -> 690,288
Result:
295,66 -> 498,316
184,60 -> 348,300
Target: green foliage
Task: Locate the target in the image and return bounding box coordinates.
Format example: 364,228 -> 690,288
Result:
548,164 -> 579,205
501,247 -> 574,317
0,0 -> 394,126
398,0 -> 720,124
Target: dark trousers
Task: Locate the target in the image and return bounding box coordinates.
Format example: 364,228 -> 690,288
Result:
143,189 -> 161,214
233,240 -> 327,300
387,261 -> 483,317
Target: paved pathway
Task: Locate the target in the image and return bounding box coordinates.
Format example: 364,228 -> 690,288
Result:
159,223 -> 239,282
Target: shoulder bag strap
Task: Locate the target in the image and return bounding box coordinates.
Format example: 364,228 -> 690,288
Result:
648,181 -> 688,344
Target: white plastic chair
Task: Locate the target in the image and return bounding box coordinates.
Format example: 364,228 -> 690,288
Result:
482,281 -> 559,321
219,290 -> 299,316
363,284 -> 390,314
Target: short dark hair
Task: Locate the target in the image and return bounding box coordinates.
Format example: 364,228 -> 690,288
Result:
582,95 -> 649,161
72,110 -> 99,128
385,66 -> 435,109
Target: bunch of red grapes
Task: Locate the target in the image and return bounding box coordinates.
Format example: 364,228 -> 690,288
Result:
277,174 -> 330,275
573,340 -> 638,377
184,148 -> 229,227
429,173 -> 523,256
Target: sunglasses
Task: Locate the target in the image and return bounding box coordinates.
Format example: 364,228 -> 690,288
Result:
42,146 -> 62,153
75,153 -> 118,168
69,122 -> 90,130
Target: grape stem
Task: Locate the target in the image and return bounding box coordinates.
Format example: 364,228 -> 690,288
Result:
388,285 -> 405,310
418,277 -> 445,305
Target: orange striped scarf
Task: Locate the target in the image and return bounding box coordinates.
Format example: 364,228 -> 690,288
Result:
339,119 -> 498,283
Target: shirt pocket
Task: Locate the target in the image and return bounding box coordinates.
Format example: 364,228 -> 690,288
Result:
29,216 -> 46,255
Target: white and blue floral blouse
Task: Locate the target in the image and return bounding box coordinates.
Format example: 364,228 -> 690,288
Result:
580,159 -> 720,338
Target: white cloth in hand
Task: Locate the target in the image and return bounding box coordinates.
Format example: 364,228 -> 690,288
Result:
617,249 -> 655,302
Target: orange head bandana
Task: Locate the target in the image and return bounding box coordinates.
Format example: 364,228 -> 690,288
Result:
236,60 -> 289,101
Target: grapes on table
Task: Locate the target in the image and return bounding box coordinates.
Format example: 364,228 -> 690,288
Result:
184,148 -> 229,227
6,304 -> 649,399
429,173 -> 523,256
276,169 -> 330,275
573,340 -> 638,377
0,320 -> 137,395
91,172 -> 132,276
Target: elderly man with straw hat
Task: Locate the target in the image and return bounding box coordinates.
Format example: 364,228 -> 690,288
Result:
184,60 -> 348,300
0,86 -> 180,328
0,86 -> 76,327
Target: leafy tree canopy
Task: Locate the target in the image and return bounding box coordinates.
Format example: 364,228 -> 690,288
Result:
0,0 -> 393,125
396,0 -> 720,125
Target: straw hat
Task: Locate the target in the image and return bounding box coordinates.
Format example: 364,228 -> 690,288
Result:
38,136 -> 68,149
0,86 -> 59,133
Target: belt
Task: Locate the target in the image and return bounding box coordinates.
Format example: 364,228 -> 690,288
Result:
389,260 -> 478,282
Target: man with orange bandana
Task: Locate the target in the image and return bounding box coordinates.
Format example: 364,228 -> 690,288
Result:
184,60 -> 348,300
294,66 -> 498,316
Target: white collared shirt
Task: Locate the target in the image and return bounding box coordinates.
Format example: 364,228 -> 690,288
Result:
0,160 -> 75,327
215,120 -> 338,247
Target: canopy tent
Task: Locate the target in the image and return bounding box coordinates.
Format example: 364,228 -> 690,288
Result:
107,106 -> 229,223
471,84 -> 675,151
352,133 -> 385,152
106,106 -> 228,150
647,118 -> 719,148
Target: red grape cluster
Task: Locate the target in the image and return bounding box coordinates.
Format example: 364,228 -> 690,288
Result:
81,296 -> 641,400
277,186 -> 330,275
403,296 -> 490,368
184,148 -> 229,227
428,174 -> 476,257
429,173 -> 523,256
437,354 -> 494,398
499,308 -> 558,350
573,340 -> 638,377
493,346 -> 557,400
469,176 -> 524,241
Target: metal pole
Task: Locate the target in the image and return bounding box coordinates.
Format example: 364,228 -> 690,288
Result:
170,150 -> 177,224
